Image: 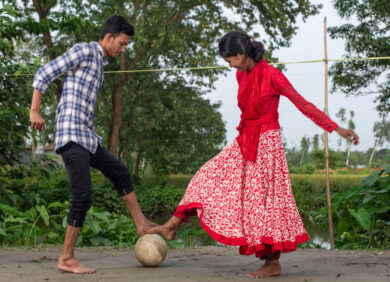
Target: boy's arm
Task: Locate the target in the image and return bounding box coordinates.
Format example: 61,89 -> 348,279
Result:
32,43 -> 90,94
30,43 -> 90,131
30,89 -> 45,131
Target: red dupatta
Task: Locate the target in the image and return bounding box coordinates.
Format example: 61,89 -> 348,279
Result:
236,59 -> 276,161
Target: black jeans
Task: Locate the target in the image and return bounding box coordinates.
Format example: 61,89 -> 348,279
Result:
59,142 -> 133,227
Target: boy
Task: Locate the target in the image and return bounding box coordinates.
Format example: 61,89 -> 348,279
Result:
30,15 -> 154,274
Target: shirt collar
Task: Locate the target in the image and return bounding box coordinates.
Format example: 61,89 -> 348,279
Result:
92,41 -> 109,66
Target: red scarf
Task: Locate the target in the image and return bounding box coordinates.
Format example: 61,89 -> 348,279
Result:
236,59 -> 276,161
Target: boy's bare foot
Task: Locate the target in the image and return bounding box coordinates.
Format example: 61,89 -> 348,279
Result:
136,219 -> 159,236
145,219 -> 158,228
57,257 -> 96,274
246,258 -> 281,278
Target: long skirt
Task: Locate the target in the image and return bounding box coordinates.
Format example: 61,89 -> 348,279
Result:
173,129 -> 309,259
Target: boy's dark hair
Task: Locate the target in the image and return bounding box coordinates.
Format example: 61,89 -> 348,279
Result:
219,31 -> 264,62
100,15 -> 134,39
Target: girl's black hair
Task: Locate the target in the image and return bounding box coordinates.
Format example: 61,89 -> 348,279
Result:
100,15 -> 134,39
218,31 -> 264,62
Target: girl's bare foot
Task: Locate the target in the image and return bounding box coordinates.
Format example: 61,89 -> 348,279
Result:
150,216 -> 182,240
246,257 -> 281,278
136,219 -> 159,236
153,223 -> 177,240
57,257 -> 96,274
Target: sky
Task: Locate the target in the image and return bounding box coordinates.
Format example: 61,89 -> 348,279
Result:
205,0 -> 381,152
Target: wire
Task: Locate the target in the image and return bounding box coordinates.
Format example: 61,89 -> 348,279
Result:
3,56 -> 390,77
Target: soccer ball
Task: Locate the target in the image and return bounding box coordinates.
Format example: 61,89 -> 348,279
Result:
134,234 -> 168,267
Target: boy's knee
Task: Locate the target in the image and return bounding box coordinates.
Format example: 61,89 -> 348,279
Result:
68,192 -> 93,227
82,197 -> 93,211
116,163 -> 130,179
111,166 -> 134,196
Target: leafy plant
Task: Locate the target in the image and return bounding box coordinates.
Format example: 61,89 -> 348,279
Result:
308,165 -> 390,249
0,157 -> 70,210
0,201 -> 138,248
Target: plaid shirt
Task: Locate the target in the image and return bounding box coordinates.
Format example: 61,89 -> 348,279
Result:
32,41 -> 108,153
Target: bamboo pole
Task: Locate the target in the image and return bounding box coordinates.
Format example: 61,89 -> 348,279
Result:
324,17 -> 335,250
31,133 -> 36,161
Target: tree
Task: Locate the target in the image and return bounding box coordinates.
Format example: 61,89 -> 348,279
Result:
335,108 -> 346,150
312,134 -> 320,151
335,108 -> 355,166
8,0 -> 321,154
369,119 -> 390,168
345,110 -> 355,166
328,0 -> 390,116
0,4 -> 33,167
310,149 -> 345,169
3,0 -> 323,174
285,146 -> 301,168
109,73 -> 227,175
299,136 -> 310,167
100,0 -> 322,156
1,0 -> 91,151
336,108 -> 355,167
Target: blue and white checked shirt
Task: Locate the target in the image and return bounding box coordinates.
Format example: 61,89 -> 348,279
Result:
32,41 -> 108,153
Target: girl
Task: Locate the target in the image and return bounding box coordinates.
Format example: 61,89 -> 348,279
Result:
153,31 -> 359,278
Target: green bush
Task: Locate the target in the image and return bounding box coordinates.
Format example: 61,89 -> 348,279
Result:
135,186 -> 185,218
0,201 -> 138,248
308,166 -> 390,249
1,159 -> 374,249
289,164 -> 316,174
0,161 -> 186,219
0,157 -> 70,210
91,172 -> 183,216
91,171 -> 125,214
168,174 -> 192,188
291,174 -> 363,212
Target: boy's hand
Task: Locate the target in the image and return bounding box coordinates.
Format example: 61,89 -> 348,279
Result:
30,110 -> 45,131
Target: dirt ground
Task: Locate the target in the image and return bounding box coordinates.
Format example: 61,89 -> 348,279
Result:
0,246 -> 389,282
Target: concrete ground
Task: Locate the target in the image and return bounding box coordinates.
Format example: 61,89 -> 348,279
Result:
0,246 -> 389,282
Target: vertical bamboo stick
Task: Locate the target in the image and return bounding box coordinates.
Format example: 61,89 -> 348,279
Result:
324,17 -> 335,250
31,133 -> 36,161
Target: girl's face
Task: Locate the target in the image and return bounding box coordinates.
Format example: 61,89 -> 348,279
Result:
223,53 -> 249,72
223,54 -> 246,72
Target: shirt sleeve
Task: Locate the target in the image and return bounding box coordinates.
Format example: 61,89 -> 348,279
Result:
271,68 -> 339,133
32,43 -> 91,94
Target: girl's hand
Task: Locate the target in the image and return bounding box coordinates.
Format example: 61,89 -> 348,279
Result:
335,127 -> 359,145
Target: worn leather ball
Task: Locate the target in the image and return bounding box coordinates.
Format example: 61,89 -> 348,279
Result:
134,234 -> 167,267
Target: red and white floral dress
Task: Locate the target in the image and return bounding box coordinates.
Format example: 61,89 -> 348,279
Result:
173,59 -> 338,259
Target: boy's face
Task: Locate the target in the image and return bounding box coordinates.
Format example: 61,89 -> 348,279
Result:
106,33 -> 130,57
